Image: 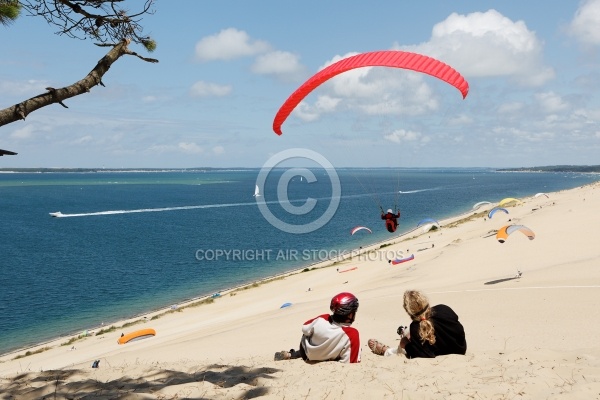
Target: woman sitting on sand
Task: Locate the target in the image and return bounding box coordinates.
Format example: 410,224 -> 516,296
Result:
368,290 -> 466,358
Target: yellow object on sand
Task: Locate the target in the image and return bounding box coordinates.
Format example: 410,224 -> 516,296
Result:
498,197 -> 523,207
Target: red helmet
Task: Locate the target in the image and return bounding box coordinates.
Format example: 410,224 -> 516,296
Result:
330,292 -> 359,315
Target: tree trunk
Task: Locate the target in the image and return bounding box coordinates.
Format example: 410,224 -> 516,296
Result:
0,39 -> 156,128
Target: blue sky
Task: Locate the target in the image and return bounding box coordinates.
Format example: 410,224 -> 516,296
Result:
1,1 -> 600,168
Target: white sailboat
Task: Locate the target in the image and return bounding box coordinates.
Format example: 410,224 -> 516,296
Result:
253,184 -> 261,197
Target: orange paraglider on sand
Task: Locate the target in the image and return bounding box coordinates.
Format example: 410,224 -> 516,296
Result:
118,328 -> 156,344
496,225 -> 535,243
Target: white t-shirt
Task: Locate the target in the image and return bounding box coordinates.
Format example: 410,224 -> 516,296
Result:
300,314 -> 361,363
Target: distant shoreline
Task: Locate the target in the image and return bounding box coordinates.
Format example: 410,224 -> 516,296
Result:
496,165 -> 600,173
1,165 -> 599,174
0,168 -> 252,173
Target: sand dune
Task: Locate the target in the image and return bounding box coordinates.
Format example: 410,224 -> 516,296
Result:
1,181 -> 599,399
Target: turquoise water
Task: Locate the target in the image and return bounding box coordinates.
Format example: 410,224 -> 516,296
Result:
0,168 -> 597,355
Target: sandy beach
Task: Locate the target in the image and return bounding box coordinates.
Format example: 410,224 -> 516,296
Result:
1,181 -> 599,399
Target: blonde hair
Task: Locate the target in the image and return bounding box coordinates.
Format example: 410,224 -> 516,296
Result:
403,290 -> 435,345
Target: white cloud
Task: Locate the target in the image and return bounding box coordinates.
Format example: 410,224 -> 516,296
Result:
287,7 -> 559,130
251,51 -> 308,82
447,114 -> 473,125
567,0 -> 600,46
293,96 -> 341,122
190,81 -> 232,97
397,9 -> 554,86
293,102 -> 321,122
194,28 -> 271,61
9,124 -> 49,140
420,136 -> 432,144
179,142 -> 204,154
0,79 -> 48,97
575,107 -> 600,122
71,135 -> 94,145
384,129 -> 420,143
147,142 -> 205,155
315,96 -> 341,113
535,91 -> 569,113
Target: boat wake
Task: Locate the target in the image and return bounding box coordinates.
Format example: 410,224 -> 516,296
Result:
49,192 -> 375,218
49,187 -> 442,218
49,201 -> 266,217
398,187 -> 442,194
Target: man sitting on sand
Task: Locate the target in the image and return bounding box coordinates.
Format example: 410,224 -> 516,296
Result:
368,290 -> 466,358
274,292 -> 361,363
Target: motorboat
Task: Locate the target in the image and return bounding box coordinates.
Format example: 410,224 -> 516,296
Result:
49,211 -> 63,217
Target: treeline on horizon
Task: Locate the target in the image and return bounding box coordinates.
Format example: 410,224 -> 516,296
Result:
0,167 -> 229,173
496,165 -> 600,173
1,165 -> 599,173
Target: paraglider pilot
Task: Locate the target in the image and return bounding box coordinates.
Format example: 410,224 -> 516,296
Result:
381,209 -> 401,233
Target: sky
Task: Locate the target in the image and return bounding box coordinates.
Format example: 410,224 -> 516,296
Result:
1,0 -> 600,169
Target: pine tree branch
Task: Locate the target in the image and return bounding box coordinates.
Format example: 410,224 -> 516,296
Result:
0,38 -> 158,127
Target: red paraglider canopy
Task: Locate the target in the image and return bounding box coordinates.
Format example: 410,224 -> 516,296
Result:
273,50 -> 469,135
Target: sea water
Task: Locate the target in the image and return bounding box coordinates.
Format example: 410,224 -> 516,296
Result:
0,168 -> 597,355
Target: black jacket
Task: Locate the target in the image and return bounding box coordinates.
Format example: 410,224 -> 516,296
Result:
404,304 -> 467,358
